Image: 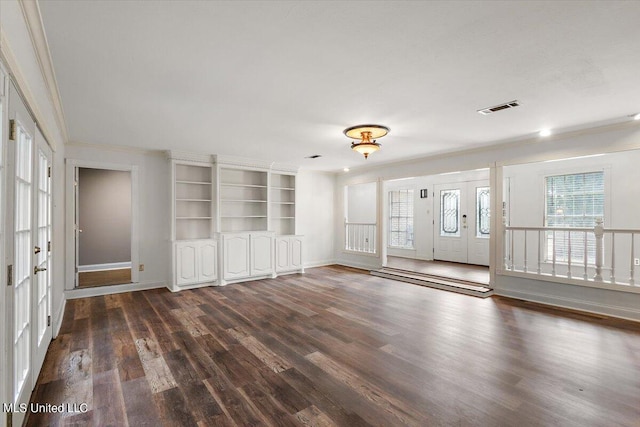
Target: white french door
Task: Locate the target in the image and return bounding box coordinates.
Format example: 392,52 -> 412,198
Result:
434,180 -> 490,265
32,132 -> 52,381
8,81 -> 35,427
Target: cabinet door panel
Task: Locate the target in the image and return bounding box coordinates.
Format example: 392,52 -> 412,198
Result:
224,235 -> 250,280
251,234 -> 273,275
176,243 -> 198,285
275,237 -> 290,273
291,237 -> 303,270
199,241 -> 217,282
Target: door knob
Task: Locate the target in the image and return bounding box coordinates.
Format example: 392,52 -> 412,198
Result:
34,246 -> 41,254
34,266 -> 47,275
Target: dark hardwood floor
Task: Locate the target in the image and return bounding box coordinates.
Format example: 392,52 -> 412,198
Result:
78,268 -> 132,288
28,266 -> 640,426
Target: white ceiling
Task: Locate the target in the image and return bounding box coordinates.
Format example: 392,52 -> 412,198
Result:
38,1 -> 640,171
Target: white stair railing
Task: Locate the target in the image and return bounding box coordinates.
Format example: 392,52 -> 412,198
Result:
345,222 -> 376,254
503,219 -> 639,288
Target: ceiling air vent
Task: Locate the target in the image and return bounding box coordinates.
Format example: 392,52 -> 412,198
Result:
305,154 -> 322,159
477,100 -> 520,115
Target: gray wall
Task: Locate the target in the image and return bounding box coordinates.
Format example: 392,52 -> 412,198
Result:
78,168 -> 131,265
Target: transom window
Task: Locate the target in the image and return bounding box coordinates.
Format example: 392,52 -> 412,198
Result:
389,189 -> 414,248
544,171 -> 604,263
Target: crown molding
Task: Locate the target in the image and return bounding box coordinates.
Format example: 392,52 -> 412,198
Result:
1,27 -> 60,151
166,150 -> 214,163
19,0 -> 69,144
214,154 -> 299,173
67,140 -> 164,156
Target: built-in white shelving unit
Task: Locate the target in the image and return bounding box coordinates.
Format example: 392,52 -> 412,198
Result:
219,167 -> 269,232
168,152 -> 303,290
174,163 -> 214,240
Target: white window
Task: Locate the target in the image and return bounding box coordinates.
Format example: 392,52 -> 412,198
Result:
544,171 -> 604,263
389,189 -> 414,248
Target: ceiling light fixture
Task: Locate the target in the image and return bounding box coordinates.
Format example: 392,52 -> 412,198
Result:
539,128 -> 552,137
343,168 -> 350,172
634,113 -> 640,121
344,124 -> 389,159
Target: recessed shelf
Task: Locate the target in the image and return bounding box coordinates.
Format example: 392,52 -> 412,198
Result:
176,180 -> 212,185
222,199 -> 267,203
176,217 -> 212,220
271,202 -> 295,205
221,183 -> 267,189
272,187 -> 295,191
221,215 -> 268,218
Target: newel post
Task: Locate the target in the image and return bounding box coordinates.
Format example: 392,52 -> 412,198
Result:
594,218 -> 604,282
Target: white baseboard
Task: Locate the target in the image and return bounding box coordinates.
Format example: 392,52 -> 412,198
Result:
495,288 -> 640,323
65,280 -> 164,299
78,262 -> 132,272
53,297 -> 66,338
335,260 -> 380,272
304,259 -> 336,268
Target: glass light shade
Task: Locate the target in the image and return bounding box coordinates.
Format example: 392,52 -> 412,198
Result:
351,142 -> 381,159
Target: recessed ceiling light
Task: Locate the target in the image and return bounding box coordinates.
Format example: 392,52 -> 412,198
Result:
634,113 -> 640,121
343,168 -> 350,172
539,128 -> 552,137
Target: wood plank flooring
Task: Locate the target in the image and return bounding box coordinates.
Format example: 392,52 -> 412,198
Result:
78,268 -> 132,288
28,266 -> 640,426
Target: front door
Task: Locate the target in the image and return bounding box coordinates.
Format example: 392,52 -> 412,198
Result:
434,180 -> 490,265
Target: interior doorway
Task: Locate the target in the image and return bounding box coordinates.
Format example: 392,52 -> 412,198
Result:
75,167 -> 134,287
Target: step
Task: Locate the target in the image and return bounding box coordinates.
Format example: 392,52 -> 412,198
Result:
371,268 -> 493,298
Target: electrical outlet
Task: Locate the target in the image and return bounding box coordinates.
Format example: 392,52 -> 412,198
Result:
635,258 -> 640,266
365,238 -> 369,243
139,264 -> 145,271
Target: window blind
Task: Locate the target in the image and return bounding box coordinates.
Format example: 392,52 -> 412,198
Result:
544,171 -> 604,263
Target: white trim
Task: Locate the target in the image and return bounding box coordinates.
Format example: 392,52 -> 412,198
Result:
18,0 -> 69,145
495,287 -> 640,323
68,140 -> 164,156
0,28 -> 61,151
499,270 -> 640,294
65,159 -> 140,290
304,259 -> 336,269
65,281 -> 165,300
335,259 -> 380,271
78,262 -> 132,272
53,297 -> 66,338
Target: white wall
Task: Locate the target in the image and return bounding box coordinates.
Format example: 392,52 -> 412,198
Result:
65,144 -> 171,290
296,170 -> 335,267
335,122 -> 640,320
346,181 -> 377,223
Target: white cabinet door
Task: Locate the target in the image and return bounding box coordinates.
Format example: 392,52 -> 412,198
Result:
251,233 -> 273,276
290,236 -> 303,270
176,242 -> 199,285
199,241 -> 217,282
223,234 -> 251,280
275,237 -> 291,273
